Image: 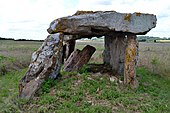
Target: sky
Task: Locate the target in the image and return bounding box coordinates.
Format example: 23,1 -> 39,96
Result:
0,0 -> 170,40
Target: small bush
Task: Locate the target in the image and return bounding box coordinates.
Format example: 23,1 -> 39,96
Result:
41,78 -> 56,93
79,65 -> 89,74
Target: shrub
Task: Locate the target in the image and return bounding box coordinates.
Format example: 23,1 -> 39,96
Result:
41,78 -> 56,93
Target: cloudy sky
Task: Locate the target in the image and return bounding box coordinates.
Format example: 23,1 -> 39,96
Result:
0,0 -> 170,40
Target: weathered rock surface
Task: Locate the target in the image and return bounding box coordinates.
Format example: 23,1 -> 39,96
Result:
64,40 -> 76,60
103,34 -> 127,75
62,35 -> 76,63
124,34 -> 139,88
19,33 -> 63,99
47,11 -> 157,38
64,45 -> 96,72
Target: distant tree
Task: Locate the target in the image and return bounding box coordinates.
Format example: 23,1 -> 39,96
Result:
137,36 -> 162,42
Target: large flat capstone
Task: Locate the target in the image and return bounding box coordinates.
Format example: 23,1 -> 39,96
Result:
47,11 -> 156,36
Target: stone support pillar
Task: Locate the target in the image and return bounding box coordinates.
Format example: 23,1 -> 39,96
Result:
65,40 -> 76,60
103,36 -> 111,64
124,34 -> 138,88
103,34 -> 126,75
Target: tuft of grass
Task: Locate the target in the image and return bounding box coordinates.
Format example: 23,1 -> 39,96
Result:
41,78 -> 56,94
0,55 -> 17,75
78,64 -> 89,74
0,55 -> 6,61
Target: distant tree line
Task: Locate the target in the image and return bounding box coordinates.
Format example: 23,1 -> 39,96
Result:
0,37 -> 14,40
0,37 -> 43,42
15,39 -> 43,42
137,36 -> 170,42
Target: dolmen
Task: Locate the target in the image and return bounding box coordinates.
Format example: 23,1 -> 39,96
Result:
19,11 -> 156,99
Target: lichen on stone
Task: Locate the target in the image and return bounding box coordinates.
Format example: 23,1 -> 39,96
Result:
73,11 -> 94,16
124,14 -> 132,22
135,12 -> 141,16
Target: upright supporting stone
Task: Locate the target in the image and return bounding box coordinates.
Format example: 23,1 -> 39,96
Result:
62,35 -> 76,61
124,34 -> 138,88
19,33 -> 64,99
103,34 -> 126,75
62,44 -> 66,63
65,40 -> 76,60
103,36 -> 111,64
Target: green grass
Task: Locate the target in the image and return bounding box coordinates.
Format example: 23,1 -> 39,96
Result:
0,67 -> 169,113
138,42 -> 170,77
0,40 -> 42,75
0,55 -> 17,75
0,69 -> 27,112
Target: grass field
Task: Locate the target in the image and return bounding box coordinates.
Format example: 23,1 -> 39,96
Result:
0,40 -> 170,112
138,42 -> 170,77
0,40 -> 42,75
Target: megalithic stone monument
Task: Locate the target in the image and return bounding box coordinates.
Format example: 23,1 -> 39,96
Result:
19,10 -> 156,99
47,11 -> 156,87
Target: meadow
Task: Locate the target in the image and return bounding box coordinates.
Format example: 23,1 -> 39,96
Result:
138,42 -> 170,77
0,40 -> 42,75
0,39 -> 170,112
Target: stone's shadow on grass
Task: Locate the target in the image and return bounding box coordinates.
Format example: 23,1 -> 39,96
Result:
86,64 -> 114,75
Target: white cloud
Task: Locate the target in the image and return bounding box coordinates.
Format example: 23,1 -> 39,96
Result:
0,0 -> 66,40
0,0 -> 170,39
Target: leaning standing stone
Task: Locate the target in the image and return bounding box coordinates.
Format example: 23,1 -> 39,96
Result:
64,45 -> 96,72
19,33 -> 63,99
